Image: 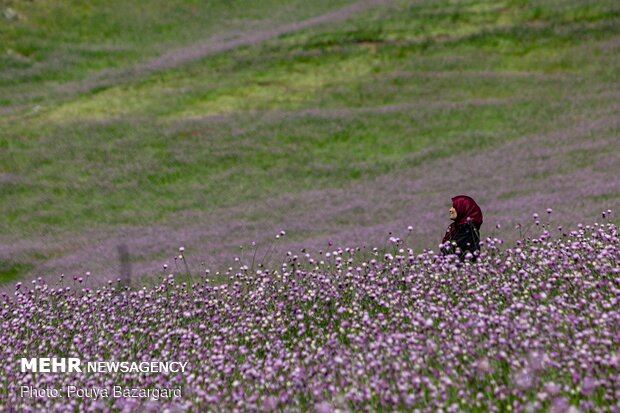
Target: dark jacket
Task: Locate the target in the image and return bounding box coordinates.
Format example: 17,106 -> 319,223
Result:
442,222 -> 481,260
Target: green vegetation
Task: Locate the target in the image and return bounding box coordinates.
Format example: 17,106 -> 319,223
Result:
0,261 -> 32,283
1,0 -> 619,282
0,0 -> 358,89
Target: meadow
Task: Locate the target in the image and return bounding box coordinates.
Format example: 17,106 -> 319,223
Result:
2,217 -> 618,411
1,0 -> 620,410
1,0 -> 618,284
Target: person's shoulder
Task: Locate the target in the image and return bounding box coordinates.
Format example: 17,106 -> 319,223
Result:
457,221 -> 479,230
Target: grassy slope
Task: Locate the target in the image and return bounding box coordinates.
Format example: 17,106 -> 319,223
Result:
0,0 -> 359,96
1,0 -> 619,283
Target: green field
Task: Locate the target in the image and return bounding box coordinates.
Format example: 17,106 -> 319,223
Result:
1,0 -> 619,284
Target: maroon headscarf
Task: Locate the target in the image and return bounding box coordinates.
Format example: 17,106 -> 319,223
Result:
442,195 -> 483,244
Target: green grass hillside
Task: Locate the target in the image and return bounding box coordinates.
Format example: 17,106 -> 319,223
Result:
1,0 -> 619,284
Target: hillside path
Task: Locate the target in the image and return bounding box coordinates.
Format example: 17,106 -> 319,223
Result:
56,0 -> 393,95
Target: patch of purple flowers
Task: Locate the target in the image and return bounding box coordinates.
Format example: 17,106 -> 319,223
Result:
1,218 -> 618,412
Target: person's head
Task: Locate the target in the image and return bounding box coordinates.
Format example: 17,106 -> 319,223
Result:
449,195 -> 483,227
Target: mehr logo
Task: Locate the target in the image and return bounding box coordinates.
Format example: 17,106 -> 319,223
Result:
21,358 -> 82,373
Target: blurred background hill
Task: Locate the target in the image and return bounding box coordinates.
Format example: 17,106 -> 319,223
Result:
1,0 -> 618,285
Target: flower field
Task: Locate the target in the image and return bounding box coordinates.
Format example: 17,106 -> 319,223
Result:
1,215 -> 618,412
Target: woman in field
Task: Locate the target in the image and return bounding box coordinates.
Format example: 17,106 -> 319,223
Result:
441,195 -> 483,260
